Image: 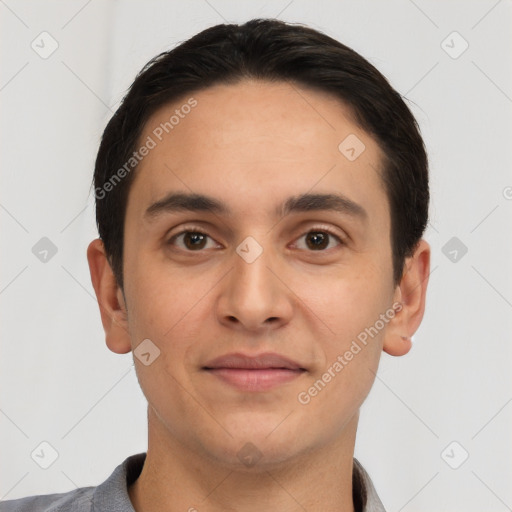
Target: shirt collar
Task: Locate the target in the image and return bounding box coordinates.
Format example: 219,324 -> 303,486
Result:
92,452 -> 386,511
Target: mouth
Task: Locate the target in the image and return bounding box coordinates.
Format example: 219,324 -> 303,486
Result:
202,352 -> 307,392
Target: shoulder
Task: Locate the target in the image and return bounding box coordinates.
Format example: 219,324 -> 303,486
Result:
0,453 -> 146,512
0,486 -> 95,512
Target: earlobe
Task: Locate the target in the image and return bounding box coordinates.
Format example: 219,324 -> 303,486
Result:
87,239 -> 132,355
383,240 -> 430,357
383,334 -> 412,357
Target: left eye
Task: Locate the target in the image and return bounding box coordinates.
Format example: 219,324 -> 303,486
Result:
295,231 -> 342,251
170,231 -> 219,251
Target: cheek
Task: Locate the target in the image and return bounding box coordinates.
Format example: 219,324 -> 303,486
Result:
124,247 -> 202,338
123,252 -> 223,383
290,258 -> 393,404
294,274 -> 389,424
292,258 -> 393,341
123,261 -> 213,419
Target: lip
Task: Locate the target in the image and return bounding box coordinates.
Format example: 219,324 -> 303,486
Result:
203,352 -> 306,392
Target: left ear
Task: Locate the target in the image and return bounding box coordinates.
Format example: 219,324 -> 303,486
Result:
383,239 -> 431,356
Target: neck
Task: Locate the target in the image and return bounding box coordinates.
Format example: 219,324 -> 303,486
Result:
129,408 -> 358,512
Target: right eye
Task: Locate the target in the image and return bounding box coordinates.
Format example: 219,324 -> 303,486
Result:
168,230 -> 220,251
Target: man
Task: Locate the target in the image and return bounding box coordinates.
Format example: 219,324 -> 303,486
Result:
1,18 -> 430,512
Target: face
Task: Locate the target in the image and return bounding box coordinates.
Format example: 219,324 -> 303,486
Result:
118,80 -> 402,468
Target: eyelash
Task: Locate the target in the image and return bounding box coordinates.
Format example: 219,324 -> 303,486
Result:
167,225 -> 345,251
293,226 -> 344,250
168,228 -> 220,251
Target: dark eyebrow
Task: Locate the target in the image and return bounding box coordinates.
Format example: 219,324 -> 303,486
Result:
144,192 -> 366,222
144,192 -> 228,220
280,193 -> 367,220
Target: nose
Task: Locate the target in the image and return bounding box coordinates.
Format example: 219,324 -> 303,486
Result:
216,247 -> 293,333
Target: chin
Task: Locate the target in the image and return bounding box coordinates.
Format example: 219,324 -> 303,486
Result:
208,438 -> 307,472
200,414 -> 311,470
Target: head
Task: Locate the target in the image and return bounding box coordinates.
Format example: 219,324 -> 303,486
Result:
88,19 -> 430,469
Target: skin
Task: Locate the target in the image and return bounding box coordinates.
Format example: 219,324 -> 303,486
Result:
88,79 -> 430,512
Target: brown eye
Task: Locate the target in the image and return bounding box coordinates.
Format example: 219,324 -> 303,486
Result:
305,232 -> 329,250
183,232 -> 207,250
294,230 -> 342,251
170,231 -> 218,251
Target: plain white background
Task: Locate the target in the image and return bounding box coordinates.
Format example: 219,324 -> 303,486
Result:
1,1 -> 511,510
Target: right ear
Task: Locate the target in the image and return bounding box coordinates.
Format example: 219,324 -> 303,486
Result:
87,238 -> 132,354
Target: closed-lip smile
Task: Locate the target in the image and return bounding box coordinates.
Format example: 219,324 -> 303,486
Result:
203,352 -> 306,391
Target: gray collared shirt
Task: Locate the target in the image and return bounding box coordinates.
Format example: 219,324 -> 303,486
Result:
0,453 -> 386,511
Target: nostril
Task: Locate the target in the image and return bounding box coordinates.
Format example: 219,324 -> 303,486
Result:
227,315 -> 238,323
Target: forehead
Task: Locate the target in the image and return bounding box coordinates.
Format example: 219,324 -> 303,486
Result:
127,79 -> 389,225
